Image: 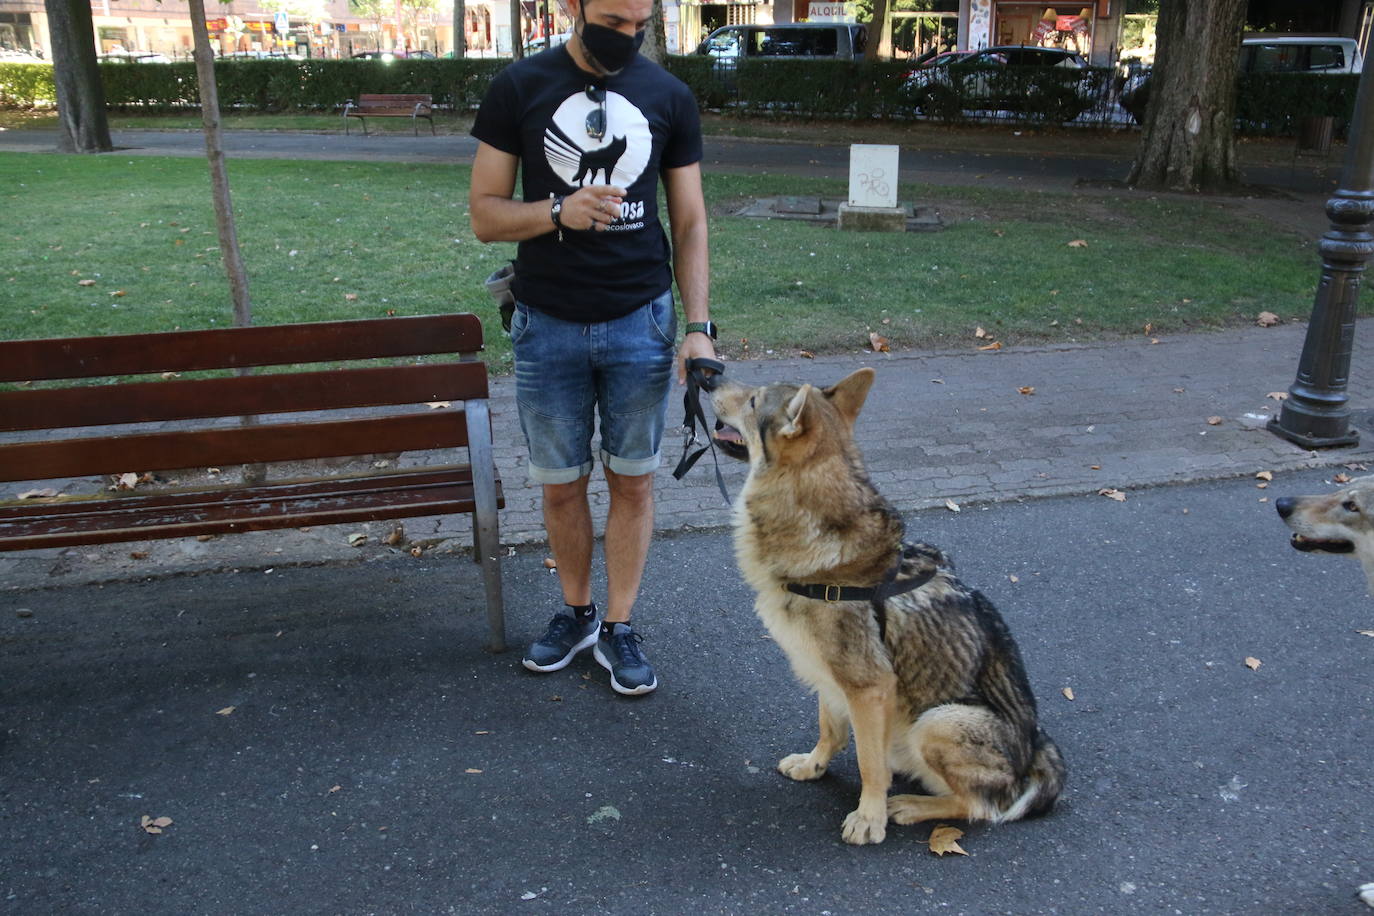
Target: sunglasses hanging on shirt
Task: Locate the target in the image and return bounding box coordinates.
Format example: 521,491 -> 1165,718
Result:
584,85 -> 606,141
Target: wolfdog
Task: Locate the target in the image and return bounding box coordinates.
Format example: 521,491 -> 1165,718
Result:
1275,477 -> 1374,910
709,367 -> 1065,845
1276,475 -> 1374,593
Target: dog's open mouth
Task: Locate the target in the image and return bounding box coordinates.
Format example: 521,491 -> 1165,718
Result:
1290,534 -> 1356,554
712,424 -> 749,461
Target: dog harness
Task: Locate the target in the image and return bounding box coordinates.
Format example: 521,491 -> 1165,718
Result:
785,551 -> 936,641
671,356 -> 730,503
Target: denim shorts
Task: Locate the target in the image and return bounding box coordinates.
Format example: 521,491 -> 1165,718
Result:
509,289 -> 677,484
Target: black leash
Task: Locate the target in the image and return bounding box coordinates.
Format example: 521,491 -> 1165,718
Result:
671,356 -> 730,504
785,556 -> 936,642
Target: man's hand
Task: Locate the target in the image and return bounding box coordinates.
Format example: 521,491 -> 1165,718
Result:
676,330 -> 717,385
565,185 -> 626,231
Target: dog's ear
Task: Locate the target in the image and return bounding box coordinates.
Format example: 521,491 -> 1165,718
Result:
823,368 -> 876,428
777,384 -> 814,440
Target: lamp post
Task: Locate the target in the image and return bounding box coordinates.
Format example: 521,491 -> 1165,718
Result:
1269,61 -> 1374,449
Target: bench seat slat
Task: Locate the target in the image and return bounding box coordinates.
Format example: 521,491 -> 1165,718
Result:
0,315 -> 481,383
0,468 -> 504,551
0,412 -> 469,482
0,363 -> 489,432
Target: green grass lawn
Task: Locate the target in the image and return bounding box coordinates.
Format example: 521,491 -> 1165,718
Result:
0,151 -> 1350,372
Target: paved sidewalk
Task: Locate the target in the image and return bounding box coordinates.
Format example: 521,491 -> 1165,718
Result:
4,319 -> 1371,589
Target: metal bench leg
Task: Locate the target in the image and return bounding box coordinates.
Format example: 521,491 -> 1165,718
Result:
465,399 -> 505,653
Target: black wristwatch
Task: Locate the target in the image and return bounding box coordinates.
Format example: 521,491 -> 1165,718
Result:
684,321 -> 718,340
550,195 -> 565,229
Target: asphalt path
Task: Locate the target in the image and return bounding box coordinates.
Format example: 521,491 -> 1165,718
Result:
0,127 -> 1339,194
3,467 -> 1371,914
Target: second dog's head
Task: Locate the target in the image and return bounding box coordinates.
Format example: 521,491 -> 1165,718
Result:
1276,475 -> 1374,592
709,368 -> 875,469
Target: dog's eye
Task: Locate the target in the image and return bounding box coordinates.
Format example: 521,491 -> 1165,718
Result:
748,396 -> 756,410
1343,499 -> 1360,513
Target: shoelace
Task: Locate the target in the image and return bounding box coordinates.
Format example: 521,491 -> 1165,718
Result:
608,629 -> 645,666
545,613 -> 584,643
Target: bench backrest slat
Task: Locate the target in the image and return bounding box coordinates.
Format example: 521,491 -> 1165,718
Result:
0,413 -> 468,481
359,94 -> 431,105
0,314 -> 481,382
0,363 -> 488,433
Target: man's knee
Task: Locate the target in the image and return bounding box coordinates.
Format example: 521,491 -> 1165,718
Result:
605,467 -> 655,505
543,476 -> 590,511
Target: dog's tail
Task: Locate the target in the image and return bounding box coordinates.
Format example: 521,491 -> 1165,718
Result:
996,729 -> 1067,824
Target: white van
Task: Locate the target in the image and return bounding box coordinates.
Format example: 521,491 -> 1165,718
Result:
1239,36 -> 1363,74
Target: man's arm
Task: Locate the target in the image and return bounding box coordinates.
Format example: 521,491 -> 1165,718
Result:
469,141 -> 624,243
664,162 -> 715,383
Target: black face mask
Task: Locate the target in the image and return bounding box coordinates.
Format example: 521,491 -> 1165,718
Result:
579,13 -> 644,75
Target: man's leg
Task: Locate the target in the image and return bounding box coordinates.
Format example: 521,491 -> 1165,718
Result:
602,467 -> 655,624
542,476 -> 593,607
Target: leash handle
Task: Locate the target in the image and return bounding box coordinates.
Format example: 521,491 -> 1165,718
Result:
672,357 -> 731,504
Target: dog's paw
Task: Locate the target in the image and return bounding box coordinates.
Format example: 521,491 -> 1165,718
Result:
841,808 -> 887,845
887,794 -> 932,825
778,753 -> 827,781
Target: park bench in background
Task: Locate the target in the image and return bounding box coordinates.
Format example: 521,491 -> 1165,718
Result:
0,314 -> 506,652
342,94 -> 435,136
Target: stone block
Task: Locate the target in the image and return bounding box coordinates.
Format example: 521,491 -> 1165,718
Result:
837,203 -> 906,233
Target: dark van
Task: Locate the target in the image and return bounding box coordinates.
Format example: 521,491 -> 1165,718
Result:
695,22 -> 867,62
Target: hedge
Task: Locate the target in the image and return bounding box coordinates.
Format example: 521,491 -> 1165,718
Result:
0,56 -> 1362,136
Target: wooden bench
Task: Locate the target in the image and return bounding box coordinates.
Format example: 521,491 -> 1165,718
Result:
342,94 -> 435,136
0,314 -> 506,652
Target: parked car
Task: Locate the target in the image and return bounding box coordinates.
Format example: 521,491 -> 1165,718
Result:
905,45 -> 1093,123
98,51 -> 172,64
526,32 -> 571,52
910,49 -> 968,69
350,49 -> 433,61
0,48 -> 45,62
1119,36 -> 1364,124
695,22 -> 867,64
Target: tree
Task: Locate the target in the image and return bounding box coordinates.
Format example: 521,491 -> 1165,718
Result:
863,0 -> 892,61
453,0 -> 467,57
43,0 -> 111,153
640,0 -> 665,63
510,0 -> 524,57
1127,0 -> 1246,192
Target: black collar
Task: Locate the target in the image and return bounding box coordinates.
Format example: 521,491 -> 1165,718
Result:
784,554 -> 936,641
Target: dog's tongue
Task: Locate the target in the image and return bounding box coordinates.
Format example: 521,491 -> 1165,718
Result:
712,424 -> 743,445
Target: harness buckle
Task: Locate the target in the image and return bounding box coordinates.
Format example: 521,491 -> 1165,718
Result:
824,584 -> 842,602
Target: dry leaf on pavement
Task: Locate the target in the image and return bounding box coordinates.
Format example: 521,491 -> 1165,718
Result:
347,533 -> 368,547
1356,629 -> 1374,638
140,816 -> 174,834
17,488 -> 58,499
799,350 -> 815,359
869,332 -> 890,353
77,278 -> 96,287
1062,687 -> 1075,701
1334,473 -> 1352,484
1206,416 -> 1223,426
1256,471 -> 1274,481
216,706 -> 235,716
1098,488 -> 1126,502
975,327 -> 989,339
1244,656 -> 1262,671
944,499 -> 960,512
928,825 -> 968,856
1256,312 -> 1280,327
1266,391 -> 1287,401
978,341 -> 1002,351
1017,386 -> 1035,396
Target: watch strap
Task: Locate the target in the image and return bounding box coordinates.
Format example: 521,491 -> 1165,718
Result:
550,195 -> 565,229
684,321 -> 717,340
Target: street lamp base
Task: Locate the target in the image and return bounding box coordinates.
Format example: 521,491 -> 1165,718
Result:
1266,416 -> 1360,449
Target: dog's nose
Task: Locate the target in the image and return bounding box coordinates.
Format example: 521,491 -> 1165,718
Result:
1275,496 -> 1295,519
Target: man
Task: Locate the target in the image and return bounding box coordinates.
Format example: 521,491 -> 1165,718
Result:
469,0 -> 715,696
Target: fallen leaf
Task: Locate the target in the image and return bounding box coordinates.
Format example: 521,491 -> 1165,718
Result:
1067,239 -> 1088,248
1090,465 -> 1101,470
974,326 -> 989,339
1357,629 -> 1374,638
197,534 -> 217,542
1266,391 -> 1288,401
383,527 -> 405,547
928,825 -> 968,856
111,472 -> 139,491
1334,472 -> 1352,484
465,768 -> 483,774
1017,386 -> 1035,396
1256,471 -> 1274,481
978,341 -> 1002,351
216,706 -> 235,716
799,350 -> 815,359
944,499 -> 960,512
1173,387 -> 1186,394
129,551 -> 148,560
1062,687 -> 1075,701
347,533 -> 368,547
1008,574 -> 1019,583
77,278 -> 96,287
1143,323 -> 1153,334
110,290 -> 126,297
1256,482 -> 1268,490
409,546 -> 423,558
17,488 -> 58,499
869,331 -> 890,353
475,730 -> 492,735
1256,311 -> 1280,327
344,293 -> 359,301
1206,416 -> 1223,426
140,815 -> 174,834
329,785 -> 342,793
1244,656 -> 1261,671
1098,488 -> 1127,502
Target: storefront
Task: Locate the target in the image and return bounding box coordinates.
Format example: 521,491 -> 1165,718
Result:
990,3 -> 1098,57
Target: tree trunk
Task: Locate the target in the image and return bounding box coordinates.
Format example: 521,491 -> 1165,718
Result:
641,0 -> 665,63
510,0 -> 524,58
43,0 -> 111,153
864,0 -> 891,62
1127,0 -> 1246,192
186,0 -> 252,330
453,0 -> 466,57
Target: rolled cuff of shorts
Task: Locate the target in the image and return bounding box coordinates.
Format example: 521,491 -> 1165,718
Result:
601,448 -> 660,477
527,459 -> 594,485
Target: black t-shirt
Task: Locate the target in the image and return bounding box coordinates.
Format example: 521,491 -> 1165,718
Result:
470,46 -> 702,322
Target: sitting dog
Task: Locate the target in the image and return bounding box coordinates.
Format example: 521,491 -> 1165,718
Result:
710,367 -> 1065,845
1276,477 -> 1374,909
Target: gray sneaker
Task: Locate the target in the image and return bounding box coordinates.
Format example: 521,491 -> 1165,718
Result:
593,622 -> 658,696
522,612 -> 598,673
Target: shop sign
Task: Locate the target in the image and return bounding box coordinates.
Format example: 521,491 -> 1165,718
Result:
808,2 -> 852,20
205,18 -> 227,30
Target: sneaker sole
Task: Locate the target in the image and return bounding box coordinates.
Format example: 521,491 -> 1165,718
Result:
521,628 -> 598,673
592,643 -> 658,696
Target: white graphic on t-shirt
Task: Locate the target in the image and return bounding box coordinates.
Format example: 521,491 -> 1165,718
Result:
544,90 -> 651,189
